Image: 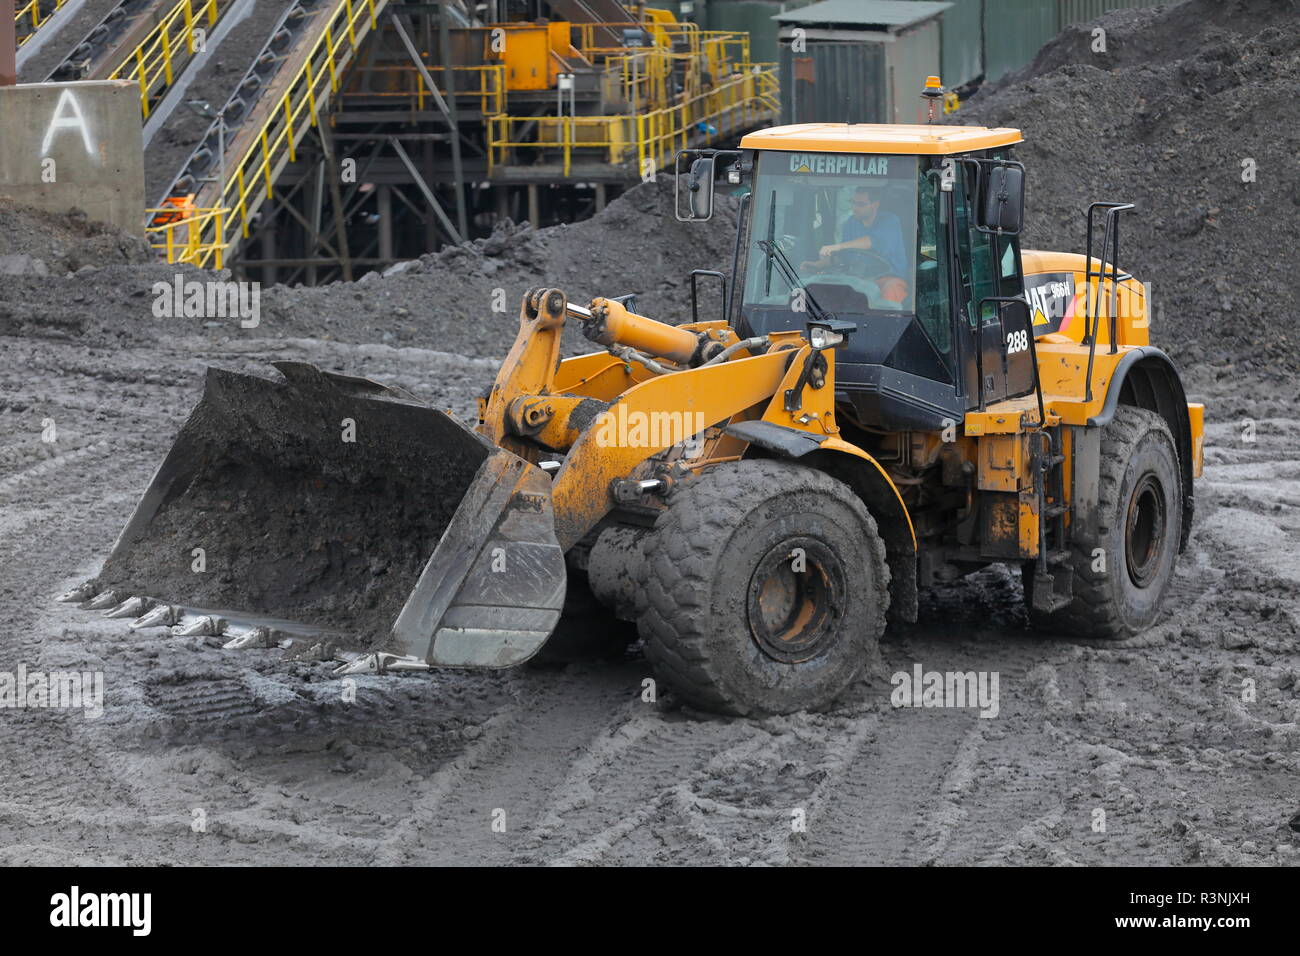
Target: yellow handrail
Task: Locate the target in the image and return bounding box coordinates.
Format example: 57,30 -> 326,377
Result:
489,65 -> 777,175
15,0 -> 72,46
342,62 -> 508,116
145,206 -> 231,269
15,0 -> 70,45
188,0 -> 388,260
108,0 -> 222,119
569,20 -> 738,58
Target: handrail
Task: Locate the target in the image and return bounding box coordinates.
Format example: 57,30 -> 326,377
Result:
1081,201 -> 1135,401
487,65 -> 777,176
342,62 -> 507,116
107,0 -> 222,119
145,206 -> 231,269
185,0 -> 388,260
15,0 -> 72,46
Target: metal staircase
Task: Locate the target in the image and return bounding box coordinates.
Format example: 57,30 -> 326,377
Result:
146,0 -> 391,269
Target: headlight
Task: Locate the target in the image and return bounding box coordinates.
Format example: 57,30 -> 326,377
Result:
809,326 -> 843,350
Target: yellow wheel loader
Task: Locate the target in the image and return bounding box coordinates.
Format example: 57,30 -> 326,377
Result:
65,122 -> 1205,717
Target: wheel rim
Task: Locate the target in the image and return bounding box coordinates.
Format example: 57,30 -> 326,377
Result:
1125,473 -> 1167,588
746,537 -> 844,663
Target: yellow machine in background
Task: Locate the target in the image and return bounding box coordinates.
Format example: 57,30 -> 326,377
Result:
69,121 -> 1204,718
476,7 -> 779,172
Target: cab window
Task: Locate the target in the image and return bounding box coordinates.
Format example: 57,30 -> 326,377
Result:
741,153 -> 920,316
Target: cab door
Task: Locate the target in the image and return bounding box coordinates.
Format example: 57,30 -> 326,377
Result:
951,160 -> 1036,409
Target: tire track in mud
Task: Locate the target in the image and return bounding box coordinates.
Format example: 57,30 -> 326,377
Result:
981,505 -> 1299,864
0,427 -> 169,852
782,706 -> 954,866
0,335 -> 515,864
561,730 -> 786,865
2,341 -> 1298,865
535,709 -> 801,866
787,646 -> 1043,867
365,664 -> 646,866
0,339 -> 275,860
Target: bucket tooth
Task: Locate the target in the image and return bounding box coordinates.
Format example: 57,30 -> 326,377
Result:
130,604 -> 180,630
333,652 -> 430,676
173,615 -> 226,638
222,626 -> 277,650
56,583 -> 98,603
106,596 -> 153,619
284,639 -> 340,663
83,590 -> 122,610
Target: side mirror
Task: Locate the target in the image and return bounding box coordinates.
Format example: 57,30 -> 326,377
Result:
980,165 -> 1025,235
686,157 -> 716,221
675,149 -> 742,222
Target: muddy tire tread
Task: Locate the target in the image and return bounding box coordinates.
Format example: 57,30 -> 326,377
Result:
1028,405 -> 1181,639
636,459 -> 889,715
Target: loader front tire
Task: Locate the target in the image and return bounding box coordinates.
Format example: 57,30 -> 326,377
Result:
1026,404 -> 1182,639
637,460 -> 889,717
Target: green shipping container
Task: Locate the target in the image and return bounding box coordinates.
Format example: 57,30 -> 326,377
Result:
937,0 -> 982,88
774,1 -> 952,125
703,0 -> 817,65
778,40 -> 888,124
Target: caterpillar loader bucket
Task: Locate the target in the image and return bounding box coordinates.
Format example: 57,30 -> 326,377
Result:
75,362 -> 566,669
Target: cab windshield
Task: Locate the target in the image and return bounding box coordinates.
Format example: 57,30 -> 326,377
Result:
741,152 -> 920,316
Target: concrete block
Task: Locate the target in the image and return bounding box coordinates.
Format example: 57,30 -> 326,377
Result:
0,79 -> 145,234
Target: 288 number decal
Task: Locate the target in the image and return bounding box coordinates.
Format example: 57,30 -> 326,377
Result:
1006,329 -> 1029,354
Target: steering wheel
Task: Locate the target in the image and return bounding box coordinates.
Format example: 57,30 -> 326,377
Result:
805,250 -> 911,309
821,248 -> 897,280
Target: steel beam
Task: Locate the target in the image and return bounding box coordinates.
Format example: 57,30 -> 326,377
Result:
391,137 -> 462,245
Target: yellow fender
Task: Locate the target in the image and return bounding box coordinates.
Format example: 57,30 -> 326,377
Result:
817,436 -> 916,551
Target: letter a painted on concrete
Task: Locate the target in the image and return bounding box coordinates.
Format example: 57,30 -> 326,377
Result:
41,89 -> 96,158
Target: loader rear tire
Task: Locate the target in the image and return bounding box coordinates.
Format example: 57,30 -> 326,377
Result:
637,460 -> 889,717
1025,404 -> 1182,639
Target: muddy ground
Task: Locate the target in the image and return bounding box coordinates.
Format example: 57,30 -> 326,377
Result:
1,0 -> 1298,865
1,333 -> 1296,865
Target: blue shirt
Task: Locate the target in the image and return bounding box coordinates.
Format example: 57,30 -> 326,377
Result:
841,211 -> 908,277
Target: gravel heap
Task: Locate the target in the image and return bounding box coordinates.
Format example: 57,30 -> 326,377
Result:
953,0 -> 1300,375
0,176 -> 740,356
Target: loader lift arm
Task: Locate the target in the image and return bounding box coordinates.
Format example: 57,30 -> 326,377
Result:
475,287 -> 917,552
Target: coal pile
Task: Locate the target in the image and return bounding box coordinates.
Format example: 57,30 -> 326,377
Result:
955,0 -> 1300,375
267,174 -> 743,357
0,199 -> 153,276
0,175 -> 740,354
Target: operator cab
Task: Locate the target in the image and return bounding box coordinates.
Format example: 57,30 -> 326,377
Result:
681,124 -> 1039,432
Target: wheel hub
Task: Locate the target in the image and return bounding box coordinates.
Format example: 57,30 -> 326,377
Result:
1125,473 -> 1167,588
746,537 -> 844,663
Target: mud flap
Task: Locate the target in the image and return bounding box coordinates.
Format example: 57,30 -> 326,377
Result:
92,362 -> 565,665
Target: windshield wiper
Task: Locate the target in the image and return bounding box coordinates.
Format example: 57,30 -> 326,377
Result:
756,239 -> 834,325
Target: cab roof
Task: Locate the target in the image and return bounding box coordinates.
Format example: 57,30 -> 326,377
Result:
739,123 -> 1023,156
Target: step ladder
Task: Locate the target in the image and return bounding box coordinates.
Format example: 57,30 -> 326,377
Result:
1030,423 -> 1074,614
